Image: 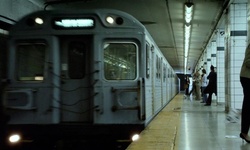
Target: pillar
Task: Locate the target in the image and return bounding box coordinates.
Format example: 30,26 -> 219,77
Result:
225,1 -> 247,110
216,29 -> 226,106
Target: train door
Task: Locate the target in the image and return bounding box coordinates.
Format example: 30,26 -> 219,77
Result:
101,41 -> 141,123
5,37 -> 61,124
160,58 -> 163,107
59,35 -> 93,123
166,67 -> 170,103
0,34 -> 7,80
145,43 -> 153,119
154,54 -> 161,112
162,63 -> 167,105
151,46 -> 155,114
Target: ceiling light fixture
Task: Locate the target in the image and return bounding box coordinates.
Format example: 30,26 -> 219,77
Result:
184,24 -> 191,74
184,24 -> 191,58
185,2 -> 193,24
184,2 -> 194,74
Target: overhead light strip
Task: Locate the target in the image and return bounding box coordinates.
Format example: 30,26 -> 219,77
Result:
185,3 -> 193,24
184,2 -> 193,74
184,24 -> 191,57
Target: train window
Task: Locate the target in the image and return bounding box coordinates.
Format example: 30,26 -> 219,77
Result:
68,42 -> 86,79
163,65 -> 165,81
168,68 -> 170,78
156,55 -> 158,78
158,57 -> 161,78
146,44 -> 150,78
16,43 -> 46,81
156,55 -> 161,79
160,57 -> 162,79
104,42 -> 137,80
0,34 -> 8,79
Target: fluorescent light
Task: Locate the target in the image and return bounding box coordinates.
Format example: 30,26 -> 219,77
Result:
184,57 -> 187,69
184,24 -> 191,57
184,57 -> 187,74
185,3 -> 193,24
184,2 -> 193,73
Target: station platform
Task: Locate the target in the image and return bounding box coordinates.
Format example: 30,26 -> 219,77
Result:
127,93 -> 247,150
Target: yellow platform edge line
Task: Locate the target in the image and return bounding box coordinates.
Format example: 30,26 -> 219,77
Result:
126,93 -> 183,150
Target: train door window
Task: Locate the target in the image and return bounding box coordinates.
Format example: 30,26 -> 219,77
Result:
0,34 -> 8,79
68,41 -> 85,79
16,42 -> 46,81
163,64 -> 166,82
146,43 -> 150,78
160,57 -> 162,79
104,42 -> 137,80
168,68 -> 170,78
156,56 -> 161,79
158,57 -> 161,78
156,55 -> 158,78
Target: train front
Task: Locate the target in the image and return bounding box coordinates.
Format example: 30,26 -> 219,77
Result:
2,10 -> 147,149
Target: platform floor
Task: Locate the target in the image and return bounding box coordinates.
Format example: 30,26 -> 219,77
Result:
127,93 -> 248,150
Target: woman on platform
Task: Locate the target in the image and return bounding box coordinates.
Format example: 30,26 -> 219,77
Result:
201,69 -> 208,103
239,44 -> 250,143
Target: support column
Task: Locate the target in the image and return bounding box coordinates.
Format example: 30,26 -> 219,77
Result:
211,41 -> 217,67
206,43 -> 212,72
202,51 -> 207,71
211,41 -> 217,102
225,1 -> 247,110
216,29 -> 226,106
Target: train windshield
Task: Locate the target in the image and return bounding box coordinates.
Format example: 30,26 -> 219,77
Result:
16,42 -> 46,81
104,42 -> 137,80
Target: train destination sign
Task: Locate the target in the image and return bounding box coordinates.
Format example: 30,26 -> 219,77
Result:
54,18 -> 94,28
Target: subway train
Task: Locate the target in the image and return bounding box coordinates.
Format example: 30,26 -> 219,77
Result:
2,9 -> 179,149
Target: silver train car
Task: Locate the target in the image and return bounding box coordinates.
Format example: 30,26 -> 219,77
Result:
3,9 -> 179,148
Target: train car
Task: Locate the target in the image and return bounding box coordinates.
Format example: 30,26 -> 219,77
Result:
2,9 -> 179,149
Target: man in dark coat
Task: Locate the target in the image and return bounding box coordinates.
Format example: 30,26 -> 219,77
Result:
204,65 -> 217,106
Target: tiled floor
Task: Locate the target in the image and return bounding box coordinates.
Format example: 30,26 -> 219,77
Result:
128,93 -> 250,150
177,94 -> 247,150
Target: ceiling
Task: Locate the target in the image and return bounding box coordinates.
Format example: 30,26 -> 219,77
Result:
41,0 -> 228,74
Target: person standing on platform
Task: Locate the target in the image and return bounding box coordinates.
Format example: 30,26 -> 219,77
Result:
188,73 -> 196,97
204,65 -> 217,106
239,44 -> 250,143
184,75 -> 190,98
200,69 -> 208,103
194,70 -> 201,100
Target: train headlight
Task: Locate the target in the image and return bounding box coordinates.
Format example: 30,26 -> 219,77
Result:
106,16 -> 115,24
131,134 -> 140,141
9,134 -> 21,144
106,16 -> 124,25
35,17 -> 44,25
26,17 -> 44,27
